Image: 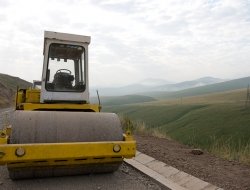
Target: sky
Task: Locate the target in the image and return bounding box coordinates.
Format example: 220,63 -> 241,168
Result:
0,0 -> 250,87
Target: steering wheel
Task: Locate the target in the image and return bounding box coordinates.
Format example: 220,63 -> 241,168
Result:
56,69 -> 72,74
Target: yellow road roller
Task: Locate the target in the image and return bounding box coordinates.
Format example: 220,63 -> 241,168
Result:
0,31 -> 136,179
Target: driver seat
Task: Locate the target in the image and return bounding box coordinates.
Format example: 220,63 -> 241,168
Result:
53,72 -> 74,90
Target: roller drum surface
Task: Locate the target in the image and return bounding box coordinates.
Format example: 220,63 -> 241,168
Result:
8,111 -> 124,179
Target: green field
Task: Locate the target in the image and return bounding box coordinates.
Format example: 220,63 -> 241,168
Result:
104,88 -> 250,164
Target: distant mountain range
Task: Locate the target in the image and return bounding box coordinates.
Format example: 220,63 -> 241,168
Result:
91,77 -> 226,96
98,76 -> 250,106
139,78 -> 173,86
146,76 -> 250,99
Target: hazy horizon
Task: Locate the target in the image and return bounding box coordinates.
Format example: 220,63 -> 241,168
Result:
0,71 -> 240,88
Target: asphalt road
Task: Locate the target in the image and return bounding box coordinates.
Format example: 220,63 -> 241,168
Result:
0,163 -> 166,190
0,108 -> 166,190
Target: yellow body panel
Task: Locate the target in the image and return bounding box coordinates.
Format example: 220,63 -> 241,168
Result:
0,141 -> 136,168
0,127 -> 136,167
25,89 -> 40,103
16,88 -> 101,112
16,88 -> 40,104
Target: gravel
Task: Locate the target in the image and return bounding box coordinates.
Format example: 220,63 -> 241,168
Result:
0,163 -> 167,190
136,135 -> 250,190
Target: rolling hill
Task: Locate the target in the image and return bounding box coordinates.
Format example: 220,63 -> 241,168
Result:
104,88 -> 250,164
0,73 -> 31,108
90,95 -> 156,106
93,76 -> 249,106
155,76 -> 225,91
91,76 -> 224,96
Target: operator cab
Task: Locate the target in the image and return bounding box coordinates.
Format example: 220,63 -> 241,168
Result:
40,31 -> 90,103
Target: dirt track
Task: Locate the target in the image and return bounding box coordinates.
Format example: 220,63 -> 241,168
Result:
136,135 -> 250,190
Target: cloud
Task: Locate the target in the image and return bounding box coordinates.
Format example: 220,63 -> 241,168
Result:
0,0 -> 250,86
0,0 -> 9,8
91,0 -> 137,13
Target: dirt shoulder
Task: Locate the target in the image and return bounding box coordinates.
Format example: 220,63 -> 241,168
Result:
136,135 -> 250,190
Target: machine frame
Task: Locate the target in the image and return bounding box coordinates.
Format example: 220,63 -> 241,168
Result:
0,31 -> 136,173
0,127 -> 135,168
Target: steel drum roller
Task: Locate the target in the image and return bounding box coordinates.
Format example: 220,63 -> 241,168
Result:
8,111 -> 123,179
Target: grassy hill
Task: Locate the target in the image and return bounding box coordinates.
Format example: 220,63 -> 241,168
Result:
145,76 -> 250,99
91,76 -> 250,106
144,88 -> 247,106
104,88 -> 250,164
91,95 -> 156,106
0,73 -> 31,108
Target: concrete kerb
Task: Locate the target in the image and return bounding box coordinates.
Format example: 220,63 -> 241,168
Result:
124,151 -> 222,190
